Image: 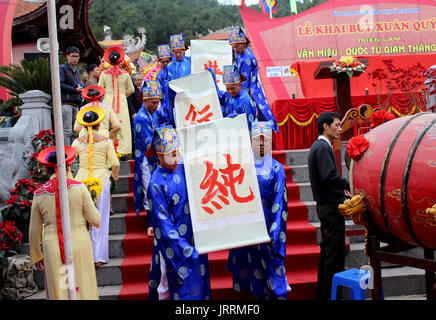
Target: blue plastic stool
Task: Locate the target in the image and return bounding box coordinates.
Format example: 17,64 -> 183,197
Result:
331,268 -> 383,300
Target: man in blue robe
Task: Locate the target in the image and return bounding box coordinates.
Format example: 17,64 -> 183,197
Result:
147,126 -> 212,300
227,121 -> 289,300
132,80 -> 171,217
156,44 -> 174,126
166,34 -> 192,115
220,65 -> 257,131
167,34 -> 191,81
228,27 -> 278,132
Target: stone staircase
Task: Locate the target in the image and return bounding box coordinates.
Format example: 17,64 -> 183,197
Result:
24,148 -> 427,300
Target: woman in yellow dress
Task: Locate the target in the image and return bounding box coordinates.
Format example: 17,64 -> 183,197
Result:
74,85 -> 121,141
29,146 -> 101,300
72,106 -> 120,267
98,47 -> 135,156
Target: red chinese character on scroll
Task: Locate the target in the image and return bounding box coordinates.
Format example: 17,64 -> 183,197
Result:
199,153 -> 254,215
204,60 -> 223,83
185,104 -> 214,125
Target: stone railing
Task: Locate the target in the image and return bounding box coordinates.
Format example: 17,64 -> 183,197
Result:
0,90 -> 52,208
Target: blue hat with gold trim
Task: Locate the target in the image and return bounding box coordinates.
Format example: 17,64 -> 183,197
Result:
228,27 -> 250,45
251,121 -> 273,139
157,44 -> 171,60
142,80 -> 163,100
170,34 -> 188,51
153,126 -> 181,154
222,65 -> 247,85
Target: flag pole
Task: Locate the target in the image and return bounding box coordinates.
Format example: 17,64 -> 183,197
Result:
269,2 -> 273,19
46,0 -> 77,300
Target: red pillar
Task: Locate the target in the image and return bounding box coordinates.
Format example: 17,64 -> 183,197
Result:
0,0 -> 18,101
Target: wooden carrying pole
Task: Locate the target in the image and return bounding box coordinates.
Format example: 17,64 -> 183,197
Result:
46,0 -> 77,300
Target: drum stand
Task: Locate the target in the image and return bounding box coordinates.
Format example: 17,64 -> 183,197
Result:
367,234 -> 436,300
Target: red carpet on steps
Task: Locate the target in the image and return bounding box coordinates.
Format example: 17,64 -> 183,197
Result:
117,152 -> 320,300
118,161 -> 150,300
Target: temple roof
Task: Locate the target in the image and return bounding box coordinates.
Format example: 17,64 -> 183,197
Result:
14,1 -> 44,19
12,0 -> 104,64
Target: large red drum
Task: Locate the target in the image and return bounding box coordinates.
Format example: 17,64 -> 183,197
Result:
350,113 -> 436,250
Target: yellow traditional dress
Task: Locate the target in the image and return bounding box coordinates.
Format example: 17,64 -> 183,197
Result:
74,102 -> 121,140
72,133 -> 119,198
72,133 -> 120,264
29,176 -> 101,300
98,69 -> 134,155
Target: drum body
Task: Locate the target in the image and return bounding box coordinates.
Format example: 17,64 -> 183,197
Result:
351,113 -> 436,250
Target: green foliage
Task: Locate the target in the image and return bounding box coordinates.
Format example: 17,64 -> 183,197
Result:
0,58 -> 52,98
0,58 -> 52,115
89,0 -> 327,55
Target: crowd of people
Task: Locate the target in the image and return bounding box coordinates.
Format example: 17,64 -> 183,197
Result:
29,27 -> 350,301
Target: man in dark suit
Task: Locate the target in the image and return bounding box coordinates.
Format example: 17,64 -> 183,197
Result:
307,111 -> 352,300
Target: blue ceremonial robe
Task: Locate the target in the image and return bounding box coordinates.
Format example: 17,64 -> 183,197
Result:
234,48 -> 278,132
167,56 -> 191,81
132,103 -> 171,215
227,154 -> 288,299
147,164 -> 212,300
167,56 -> 191,113
220,89 -> 257,131
157,67 -> 175,127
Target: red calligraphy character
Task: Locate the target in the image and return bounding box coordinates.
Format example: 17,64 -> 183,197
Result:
185,104 -> 197,125
204,60 -> 223,83
185,104 -> 213,125
196,105 -> 213,123
199,153 -> 254,215
219,154 -> 254,203
199,160 -> 229,214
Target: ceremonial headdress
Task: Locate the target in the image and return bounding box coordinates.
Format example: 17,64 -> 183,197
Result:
228,27 -> 250,45
76,106 -> 105,127
153,126 -> 181,155
251,121 -> 273,139
158,44 -> 172,60
102,47 -> 126,113
38,146 -> 76,168
37,145 -> 77,264
82,85 -> 105,103
222,65 -> 247,85
103,46 -> 125,66
170,34 -> 189,51
142,80 -> 163,100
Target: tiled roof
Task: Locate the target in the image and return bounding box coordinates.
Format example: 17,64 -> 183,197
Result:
199,32 -> 230,41
14,0 -> 44,19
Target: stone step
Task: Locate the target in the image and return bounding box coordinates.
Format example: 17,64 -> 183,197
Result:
311,220 -> 367,245
23,285 -> 122,300
113,174 -> 132,195
295,182 -> 313,202
290,163 -> 349,184
119,160 -> 133,176
24,264 -> 427,300
283,149 -> 311,166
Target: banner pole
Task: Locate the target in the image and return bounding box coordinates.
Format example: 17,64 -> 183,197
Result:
46,0 -> 77,300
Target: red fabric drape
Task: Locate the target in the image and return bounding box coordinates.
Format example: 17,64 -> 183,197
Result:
272,93 -> 420,150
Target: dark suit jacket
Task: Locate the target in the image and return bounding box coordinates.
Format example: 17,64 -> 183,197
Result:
308,138 -> 350,205
127,87 -> 142,119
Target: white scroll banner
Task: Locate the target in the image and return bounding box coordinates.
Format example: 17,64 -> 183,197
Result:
169,70 -> 223,128
177,115 -> 270,254
190,40 -> 232,91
